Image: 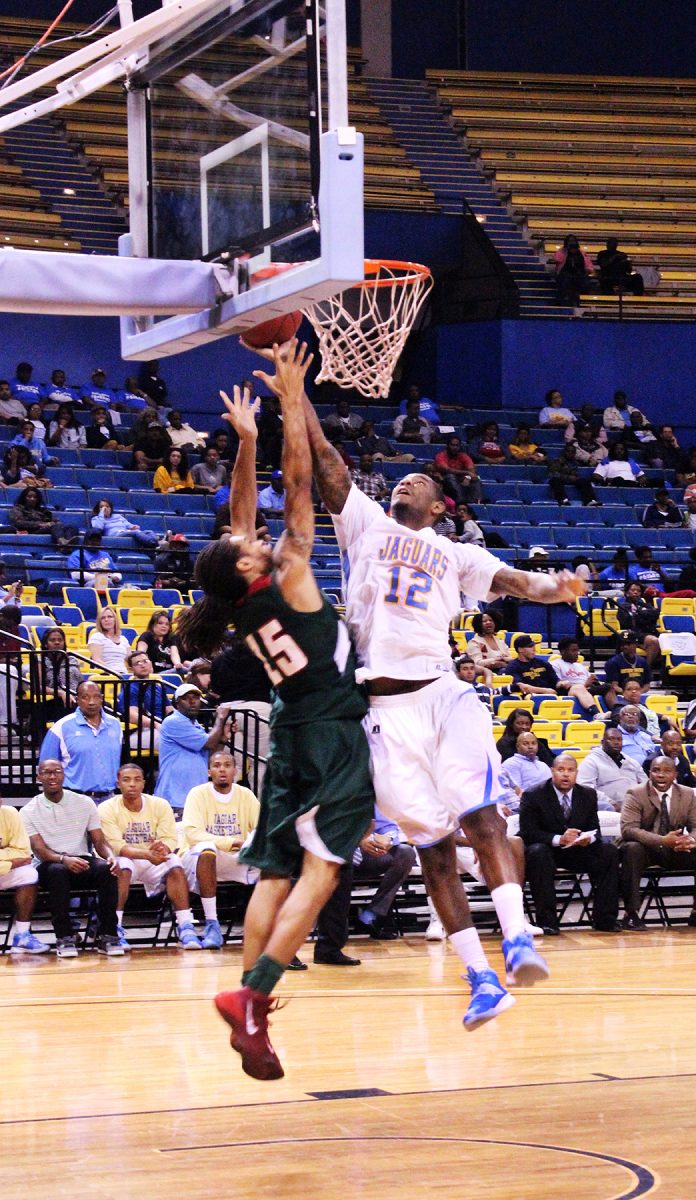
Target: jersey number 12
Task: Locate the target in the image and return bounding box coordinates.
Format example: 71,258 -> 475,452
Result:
383,565 -> 432,610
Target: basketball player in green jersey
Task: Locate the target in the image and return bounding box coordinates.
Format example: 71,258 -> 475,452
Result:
177,342 -> 374,1081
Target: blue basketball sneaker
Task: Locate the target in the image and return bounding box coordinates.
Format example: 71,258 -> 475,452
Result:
503,932 -> 550,987
10,930 -> 49,954
201,918 -> 223,949
178,922 -> 202,950
463,967 -> 515,1030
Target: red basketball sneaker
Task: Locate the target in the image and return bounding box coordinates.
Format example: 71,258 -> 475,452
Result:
214,987 -> 284,1080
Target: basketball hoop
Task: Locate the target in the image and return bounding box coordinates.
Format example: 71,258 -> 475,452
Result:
302,258 -> 433,400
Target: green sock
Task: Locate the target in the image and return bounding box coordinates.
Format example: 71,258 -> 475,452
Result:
241,969 -> 252,986
245,953 -> 286,996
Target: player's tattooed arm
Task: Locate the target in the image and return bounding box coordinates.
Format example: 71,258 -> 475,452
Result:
220,384 -> 259,538
491,565 -> 587,604
301,395 -> 351,514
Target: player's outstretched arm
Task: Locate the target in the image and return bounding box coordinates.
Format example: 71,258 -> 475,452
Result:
491,565 -> 587,604
255,342 -> 322,611
220,384 -> 260,538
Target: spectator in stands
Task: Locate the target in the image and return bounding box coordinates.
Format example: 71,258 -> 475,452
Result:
676,546 -> 696,588
136,609 -> 183,673
22,759 -> 122,957
0,379 -> 29,424
355,420 -> 414,463
184,657 -> 212,697
677,449 -> 696,491
179,748 -> 260,948
137,360 -> 168,408
433,435 -> 481,502
577,727 -> 645,811
608,679 -> 662,738
38,626 -> 83,722
570,426 -> 608,469
10,420 -> 58,471
167,410 -> 206,452
25,402 -> 46,442
10,362 -> 45,408
620,756 -> 696,930
508,424 -> 547,463
8,487 -> 77,547
118,649 -> 170,750
80,368 -> 123,414
564,403 -> 608,445
132,411 -> 172,471
552,636 -> 608,717
393,397 -> 434,445
87,605 -> 131,674
47,404 -> 86,450
0,605 -> 23,735
1,445 -> 43,490
153,447 -> 195,494
553,235 -> 595,306
45,368 -> 82,409
206,427 -> 235,464
499,732 -> 552,812
613,704 -> 655,763
257,469 -> 286,516
596,549 -> 630,598
467,611 -> 512,683
596,238 -> 644,296
453,654 -> 492,704
322,397 -> 364,442
454,502 -> 486,546
520,752 -> 620,934
616,582 -> 661,665
100,762 -> 202,950
67,532 -> 121,587
0,795 -> 48,954
605,632 -> 652,691
398,383 -> 439,425
591,441 -> 646,488
623,410 -> 657,456
643,729 -> 696,788
642,488 -> 682,529
350,453 -> 388,500
508,635 -> 559,699
85,407 -> 121,450
0,567 -> 23,608
547,442 -> 599,506
629,545 -> 670,594
469,420 -> 507,464
643,424 -> 682,472
38,681 -> 123,798
153,533 -> 192,590
433,512 -> 457,538
497,708 -> 555,767
571,555 -> 599,588
603,390 -> 646,431
89,498 -> 157,547
121,377 -> 155,413
191,446 -> 226,494
155,684 -> 233,811
538,388 -> 575,428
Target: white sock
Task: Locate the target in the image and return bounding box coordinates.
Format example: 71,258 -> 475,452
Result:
491,882 -> 526,941
449,927 -> 489,973
427,897 -> 440,921
15,921 -> 30,935
116,910 -> 124,925
202,896 -> 218,922
175,908 -> 194,927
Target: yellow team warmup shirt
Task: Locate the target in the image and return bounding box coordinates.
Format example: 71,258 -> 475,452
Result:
181,783 -> 260,852
0,805 -> 31,874
98,793 -> 179,854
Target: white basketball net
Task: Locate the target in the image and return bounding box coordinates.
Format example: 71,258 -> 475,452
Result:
303,259 -> 433,399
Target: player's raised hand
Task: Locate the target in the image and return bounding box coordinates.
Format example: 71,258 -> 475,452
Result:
550,570 -> 588,603
252,339 -> 314,405
220,384 -> 260,440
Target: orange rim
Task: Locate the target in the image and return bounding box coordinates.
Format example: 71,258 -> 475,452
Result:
360,258 -> 432,288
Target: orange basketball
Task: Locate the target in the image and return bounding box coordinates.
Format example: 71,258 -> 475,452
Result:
242,310 -> 303,350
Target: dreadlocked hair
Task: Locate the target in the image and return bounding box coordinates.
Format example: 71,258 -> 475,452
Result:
175,540 -> 249,658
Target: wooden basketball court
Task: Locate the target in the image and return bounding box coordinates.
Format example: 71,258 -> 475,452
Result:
2,930 -> 692,1198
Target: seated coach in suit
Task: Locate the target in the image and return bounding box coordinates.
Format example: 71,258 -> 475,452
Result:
519,752 -> 621,935
620,756 -> 696,931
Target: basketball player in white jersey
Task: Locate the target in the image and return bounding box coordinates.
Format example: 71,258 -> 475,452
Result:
251,344 -> 585,1028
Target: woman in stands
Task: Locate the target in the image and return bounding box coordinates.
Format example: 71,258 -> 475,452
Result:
467,611 -> 513,683
8,487 -> 65,541
47,404 -> 86,450
469,421 -> 507,465
152,447 -> 196,494
538,388 -> 574,428
508,424 -> 547,463
591,441 -> 646,488
136,609 -> 184,674
553,234 -> 596,306
87,605 -> 131,674
37,626 -> 84,721
1,445 -> 49,489
26,403 -> 46,442
496,708 -> 555,767
90,499 -> 157,547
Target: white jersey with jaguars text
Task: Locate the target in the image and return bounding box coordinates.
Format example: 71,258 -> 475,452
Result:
332,485 -> 502,682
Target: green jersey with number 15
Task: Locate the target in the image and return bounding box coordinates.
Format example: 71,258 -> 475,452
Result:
232,576 -> 367,726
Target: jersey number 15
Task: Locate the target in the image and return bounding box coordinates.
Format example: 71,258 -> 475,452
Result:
246,619 -> 308,686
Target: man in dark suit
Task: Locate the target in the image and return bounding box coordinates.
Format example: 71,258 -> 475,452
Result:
519,753 -> 621,935
642,729 -> 696,789
621,756 -> 696,930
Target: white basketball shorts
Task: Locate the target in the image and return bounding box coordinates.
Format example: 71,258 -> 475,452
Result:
181,839 -> 259,890
364,674 -> 503,847
117,854 -> 183,897
0,864 -> 38,890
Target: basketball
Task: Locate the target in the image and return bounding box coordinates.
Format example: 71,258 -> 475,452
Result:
242,311 -> 303,350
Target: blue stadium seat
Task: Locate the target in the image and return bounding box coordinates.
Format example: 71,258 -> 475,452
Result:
168,493 -> 212,514
62,587 -> 100,620
48,488 -> 85,510
84,469 -> 118,490
482,483 -> 518,503
554,527 -> 591,548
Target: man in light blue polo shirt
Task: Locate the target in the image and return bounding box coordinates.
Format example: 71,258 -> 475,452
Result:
155,684 -> 233,811
39,680 -> 123,799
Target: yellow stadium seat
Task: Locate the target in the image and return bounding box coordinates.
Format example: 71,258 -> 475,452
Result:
644,693 -> 679,722
115,588 -> 154,609
563,721 -> 604,748
491,673 -> 513,688
534,720 -> 565,748
537,699 -> 576,721
497,698 -> 533,722
124,609 -> 157,634
659,598 -> 695,618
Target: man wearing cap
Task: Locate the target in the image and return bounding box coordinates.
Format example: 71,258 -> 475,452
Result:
507,636 -> 560,696
155,684 -> 234,811
257,470 -> 286,517
524,546 -> 553,572
79,368 -> 123,416
604,633 -> 652,691
154,532 -> 192,591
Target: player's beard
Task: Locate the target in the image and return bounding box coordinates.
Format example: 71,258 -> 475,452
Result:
390,497 -> 427,528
